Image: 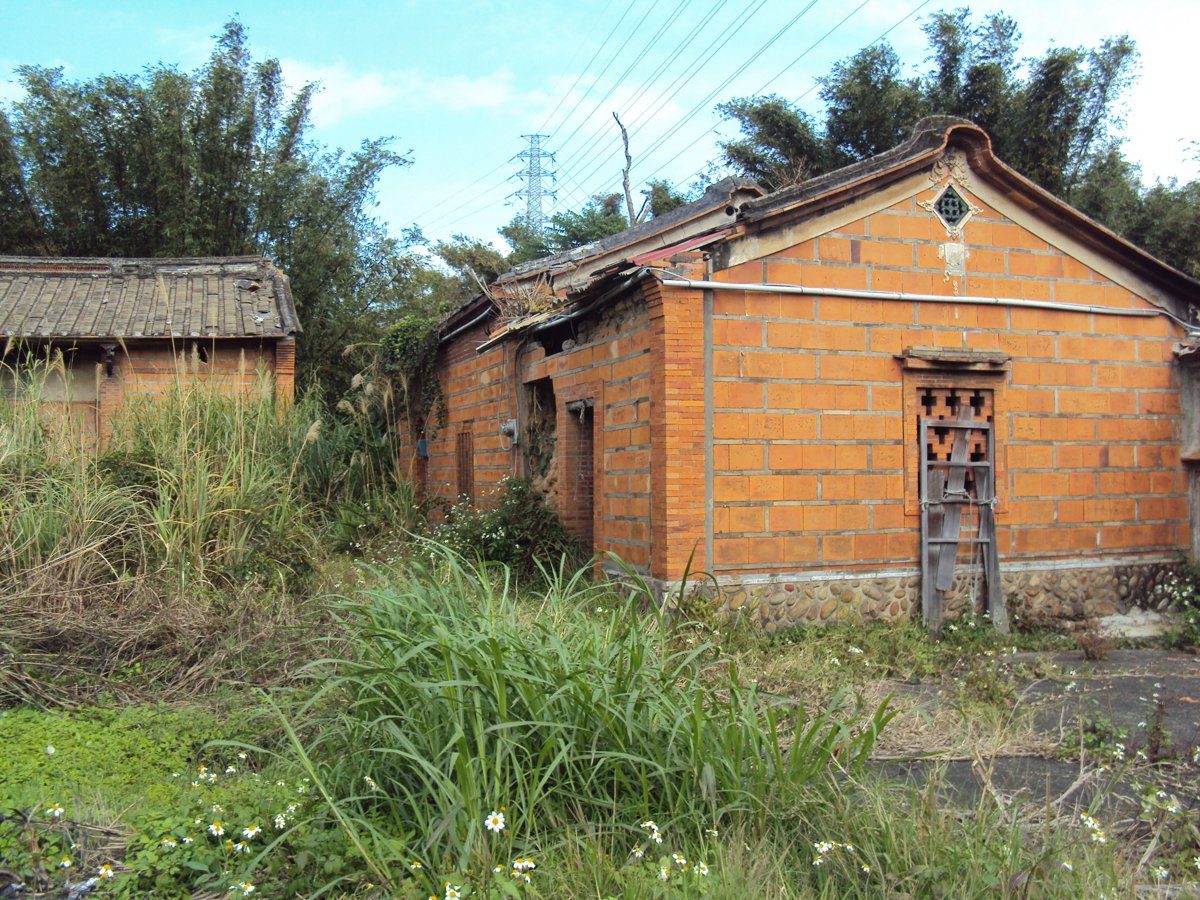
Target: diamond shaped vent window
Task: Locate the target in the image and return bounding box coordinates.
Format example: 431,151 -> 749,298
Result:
934,185 -> 971,229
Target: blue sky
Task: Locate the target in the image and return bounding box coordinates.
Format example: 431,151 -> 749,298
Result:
2,1 -> 1196,252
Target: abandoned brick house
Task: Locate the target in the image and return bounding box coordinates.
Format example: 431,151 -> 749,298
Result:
0,256 -> 300,445
422,117 -> 1200,629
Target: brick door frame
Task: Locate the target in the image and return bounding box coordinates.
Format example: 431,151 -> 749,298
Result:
556,379 -> 603,560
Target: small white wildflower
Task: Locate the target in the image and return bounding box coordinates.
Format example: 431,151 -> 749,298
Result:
242,825 -> 261,839
1062,860 -> 1073,871
630,845 -> 644,859
273,814 -> 287,830
58,856 -> 71,868
45,803 -> 64,819
364,775 -> 379,791
848,646 -> 864,655
1154,866 -> 1169,880
208,821 -> 224,837
409,861 -> 422,871
45,745 -> 55,756
484,810 -> 506,833
181,837 -> 193,844
697,862 -> 710,875
97,864 -> 114,880
161,838 -> 177,848
233,841 -> 250,854
706,827 -> 719,837
673,853 -> 687,867
657,867 -> 669,881
225,766 -> 237,774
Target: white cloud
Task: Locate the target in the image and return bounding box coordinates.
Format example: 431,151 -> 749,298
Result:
279,59 -> 527,127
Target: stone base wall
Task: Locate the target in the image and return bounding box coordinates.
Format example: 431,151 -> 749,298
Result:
703,558 -> 1181,632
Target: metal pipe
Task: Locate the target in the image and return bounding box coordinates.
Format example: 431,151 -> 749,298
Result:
658,276 -> 1188,325
440,307 -> 493,344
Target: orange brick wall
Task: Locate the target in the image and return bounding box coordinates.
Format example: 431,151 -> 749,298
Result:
520,295 -> 655,571
428,296 -> 655,571
425,318 -> 516,509
705,186 -> 1187,579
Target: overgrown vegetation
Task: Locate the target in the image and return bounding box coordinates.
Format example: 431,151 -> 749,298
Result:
430,477 -> 582,581
0,355 -> 411,703
9,549 -> 1193,896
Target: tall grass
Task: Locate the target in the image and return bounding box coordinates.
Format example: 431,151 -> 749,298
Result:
286,548 -> 893,887
104,374 -> 318,586
0,353 -> 415,701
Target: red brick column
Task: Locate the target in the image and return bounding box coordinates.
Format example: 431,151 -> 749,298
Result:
645,277 -> 708,584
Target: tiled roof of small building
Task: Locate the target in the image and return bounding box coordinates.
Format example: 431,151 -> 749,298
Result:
0,256 -> 301,339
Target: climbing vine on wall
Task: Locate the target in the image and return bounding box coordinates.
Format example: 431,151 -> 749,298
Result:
382,315 -> 444,438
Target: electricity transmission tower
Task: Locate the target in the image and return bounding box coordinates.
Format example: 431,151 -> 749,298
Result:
509,134 -> 556,234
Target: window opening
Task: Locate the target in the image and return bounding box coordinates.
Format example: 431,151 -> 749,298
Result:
934,185 -> 971,229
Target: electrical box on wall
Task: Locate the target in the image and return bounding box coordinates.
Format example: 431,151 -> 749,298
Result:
499,418 -> 518,443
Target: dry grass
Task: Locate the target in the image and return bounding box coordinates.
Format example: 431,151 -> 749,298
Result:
490,275 -> 557,321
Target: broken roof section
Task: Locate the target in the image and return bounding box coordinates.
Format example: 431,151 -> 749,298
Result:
0,256 -> 301,340
495,176 -> 764,293
438,175 -> 763,343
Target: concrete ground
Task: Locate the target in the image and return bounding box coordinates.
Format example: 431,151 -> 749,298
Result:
878,649 -> 1200,810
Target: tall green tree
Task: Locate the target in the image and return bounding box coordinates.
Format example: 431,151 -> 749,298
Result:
0,21 -> 415,397
716,9 -> 1138,202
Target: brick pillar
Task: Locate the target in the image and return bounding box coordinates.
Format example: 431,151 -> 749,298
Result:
645,277 -> 708,585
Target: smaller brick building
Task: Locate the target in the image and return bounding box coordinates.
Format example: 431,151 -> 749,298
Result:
0,256 -> 300,445
427,118 -> 1200,629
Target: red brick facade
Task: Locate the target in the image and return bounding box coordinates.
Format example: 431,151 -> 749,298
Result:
428,121 -> 1197,623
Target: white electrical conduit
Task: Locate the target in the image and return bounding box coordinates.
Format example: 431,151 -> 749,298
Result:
658,277 -> 1198,332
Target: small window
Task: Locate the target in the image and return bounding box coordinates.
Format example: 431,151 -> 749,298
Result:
934,185 -> 971,230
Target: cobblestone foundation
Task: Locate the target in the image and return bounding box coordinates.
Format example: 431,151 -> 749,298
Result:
711,559 -> 1180,632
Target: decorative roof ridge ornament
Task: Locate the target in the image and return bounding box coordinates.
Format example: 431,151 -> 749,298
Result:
918,149 -> 983,239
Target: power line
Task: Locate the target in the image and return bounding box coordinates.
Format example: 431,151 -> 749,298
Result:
555,0 -> 771,207
425,0 -> 936,239
533,0 -> 635,136
648,0 -> 938,191
545,0 -> 700,206
417,0 -> 652,236
563,0 -> 814,204
549,0 -> 732,204
546,0 -> 668,155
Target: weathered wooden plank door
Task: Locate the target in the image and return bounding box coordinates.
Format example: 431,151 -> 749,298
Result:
919,388 -> 1007,635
